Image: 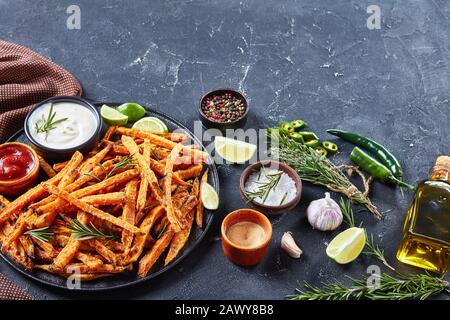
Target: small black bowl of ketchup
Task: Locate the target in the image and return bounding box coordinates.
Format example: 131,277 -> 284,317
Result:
0,142 -> 40,196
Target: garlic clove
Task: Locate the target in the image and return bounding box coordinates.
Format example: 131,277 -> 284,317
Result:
281,231 -> 303,258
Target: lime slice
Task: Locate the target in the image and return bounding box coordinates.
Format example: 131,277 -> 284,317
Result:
326,227 -> 366,264
116,102 -> 146,122
201,182 -> 219,210
100,104 -> 128,126
214,137 -> 257,164
132,117 -> 168,133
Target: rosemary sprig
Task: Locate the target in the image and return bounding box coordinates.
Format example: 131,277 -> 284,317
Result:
279,191 -> 288,205
25,227 -> 53,242
268,129 -> 381,218
245,171 -> 283,204
34,103 -> 68,141
364,232 -> 396,271
83,155 -> 135,182
104,155 -> 135,180
339,197 -> 355,228
157,223 -> 168,239
68,219 -> 117,241
290,273 -> 449,300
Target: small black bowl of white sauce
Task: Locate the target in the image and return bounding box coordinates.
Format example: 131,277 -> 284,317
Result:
24,96 -> 102,160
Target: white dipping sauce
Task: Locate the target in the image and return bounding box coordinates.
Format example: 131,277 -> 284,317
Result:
245,167 -> 297,206
28,102 -> 98,149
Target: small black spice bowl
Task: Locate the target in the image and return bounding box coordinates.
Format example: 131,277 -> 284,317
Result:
199,88 -> 249,131
24,96 -> 102,161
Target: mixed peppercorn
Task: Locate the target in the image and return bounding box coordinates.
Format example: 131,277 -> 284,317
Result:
201,92 -> 246,123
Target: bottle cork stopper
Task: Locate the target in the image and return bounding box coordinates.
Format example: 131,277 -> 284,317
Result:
430,156 -> 450,182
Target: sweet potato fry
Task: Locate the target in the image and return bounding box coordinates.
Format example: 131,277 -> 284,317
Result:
43,184 -> 141,234
19,235 -> 35,259
103,125 -> 117,141
163,144 -> 185,231
35,168 -> 138,216
196,168 -> 208,228
81,192 -> 125,206
1,210 -> 35,253
175,165 -> 203,181
136,140 -> 151,214
75,252 -> 103,268
87,239 -> 117,265
124,206 -> 165,265
122,136 -> 163,204
36,154 -> 56,178
121,179 -> 139,249
79,143 -> 112,174
138,227 -> 174,277
57,151 -> 84,188
51,211 -> 89,272
150,158 -> 189,186
165,210 -> 194,265
64,263 -> 130,274
31,159 -> 117,210
53,161 -> 68,172
160,132 -> 189,143
116,127 -> 207,161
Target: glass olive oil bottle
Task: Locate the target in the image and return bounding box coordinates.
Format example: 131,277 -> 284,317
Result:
397,156 -> 450,273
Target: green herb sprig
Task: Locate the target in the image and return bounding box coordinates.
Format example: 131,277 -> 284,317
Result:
245,170 -> 283,204
68,219 -> 117,241
83,155 -> 135,182
25,227 -> 53,243
290,273 -> 449,300
34,103 -> 68,141
268,129 -> 381,218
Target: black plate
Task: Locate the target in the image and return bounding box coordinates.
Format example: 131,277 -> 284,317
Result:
1,102 -> 219,291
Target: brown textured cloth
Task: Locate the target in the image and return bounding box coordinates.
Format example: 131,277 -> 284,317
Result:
0,274 -> 31,300
0,40 -> 82,142
0,41 -> 82,299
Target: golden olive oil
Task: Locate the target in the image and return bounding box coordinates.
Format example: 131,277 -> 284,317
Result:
396,156 -> 450,273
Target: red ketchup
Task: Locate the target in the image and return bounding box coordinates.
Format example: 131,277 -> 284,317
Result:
0,145 -> 36,181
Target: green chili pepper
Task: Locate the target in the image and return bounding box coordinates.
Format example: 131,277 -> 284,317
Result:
350,147 -> 414,189
289,132 -> 304,143
322,141 -> 338,154
304,139 -> 319,148
314,146 -> 328,157
327,129 -> 403,179
290,120 -> 307,131
280,122 -> 295,133
299,131 -> 318,141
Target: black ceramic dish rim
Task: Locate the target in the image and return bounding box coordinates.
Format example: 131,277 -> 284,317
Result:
24,96 -> 102,155
3,103 -> 219,291
199,88 -> 249,126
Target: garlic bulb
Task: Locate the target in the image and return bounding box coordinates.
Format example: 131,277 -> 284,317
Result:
281,232 -> 303,258
306,192 -> 343,231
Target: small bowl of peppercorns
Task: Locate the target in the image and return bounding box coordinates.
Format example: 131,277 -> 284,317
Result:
199,89 -> 249,131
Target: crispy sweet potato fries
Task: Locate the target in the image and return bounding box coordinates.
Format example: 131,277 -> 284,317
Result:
0,127 -> 209,280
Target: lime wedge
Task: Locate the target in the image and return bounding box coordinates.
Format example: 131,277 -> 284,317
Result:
116,103 -> 146,122
132,117 -> 168,133
201,182 -> 219,210
326,227 -> 366,264
100,104 -> 128,126
214,136 -> 257,164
